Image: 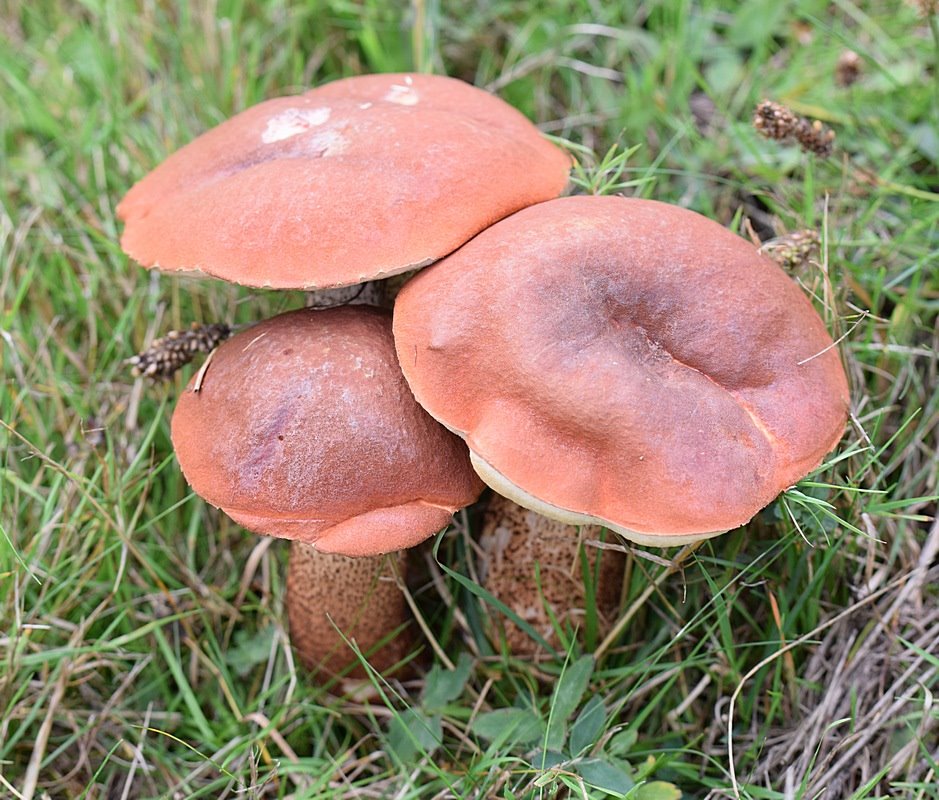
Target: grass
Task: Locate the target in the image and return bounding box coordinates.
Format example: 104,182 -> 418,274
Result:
1,0 -> 937,797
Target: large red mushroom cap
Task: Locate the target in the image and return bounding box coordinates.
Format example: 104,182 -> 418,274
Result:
392,195 -> 850,546
117,73 -> 571,289
171,306 -> 484,556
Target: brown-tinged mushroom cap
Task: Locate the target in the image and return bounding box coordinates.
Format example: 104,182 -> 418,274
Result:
117,73 -> 571,289
171,305 -> 484,556
393,196 -> 850,545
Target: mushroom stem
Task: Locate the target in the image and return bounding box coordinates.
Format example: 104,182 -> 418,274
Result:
287,542 -> 415,680
304,271 -> 417,310
476,493 -> 626,657
304,281 -> 387,309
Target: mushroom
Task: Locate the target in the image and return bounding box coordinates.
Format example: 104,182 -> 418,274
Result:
116,72 -> 571,290
171,305 -> 484,679
478,493 -> 625,656
117,72 -> 571,677
392,195 -> 850,545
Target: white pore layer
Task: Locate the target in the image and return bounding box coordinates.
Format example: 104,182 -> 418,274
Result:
468,450 -> 728,548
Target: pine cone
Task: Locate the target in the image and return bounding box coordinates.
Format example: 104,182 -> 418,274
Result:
127,322 -> 231,379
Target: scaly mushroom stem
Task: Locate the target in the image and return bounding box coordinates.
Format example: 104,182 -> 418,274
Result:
304,281 -> 387,309
303,270 -> 416,311
477,494 -> 625,657
287,543 -> 414,679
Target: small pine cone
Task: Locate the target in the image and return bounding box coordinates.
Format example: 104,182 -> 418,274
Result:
795,119 -> 835,157
753,100 -> 801,141
761,229 -> 821,272
754,100 -> 834,158
127,322 -> 232,379
835,50 -> 862,87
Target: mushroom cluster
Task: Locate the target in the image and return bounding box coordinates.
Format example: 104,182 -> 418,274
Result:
122,72 -> 850,674
119,72 -> 573,680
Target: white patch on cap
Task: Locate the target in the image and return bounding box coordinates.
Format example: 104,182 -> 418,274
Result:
359,102 -> 373,110
384,84 -> 419,105
309,129 -> 347,157
262,107 -> 331,143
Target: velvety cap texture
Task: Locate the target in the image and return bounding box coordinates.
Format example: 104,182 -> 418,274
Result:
171,306 -> 484,556
118,73 -> 571,289
393,196 -> 850,544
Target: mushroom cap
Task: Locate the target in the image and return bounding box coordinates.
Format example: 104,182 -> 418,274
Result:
117,73 -> 571,289
171,306 -> 484,556
392,196 -> 850,545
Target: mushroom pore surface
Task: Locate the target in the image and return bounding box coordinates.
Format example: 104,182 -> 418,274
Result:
392,195 -> 850,543
171,306 -> 484,556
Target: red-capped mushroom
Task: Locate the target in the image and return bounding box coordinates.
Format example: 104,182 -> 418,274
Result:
117,73 -> 571,290
393,195 -> 850,545
171,305 -> 484,678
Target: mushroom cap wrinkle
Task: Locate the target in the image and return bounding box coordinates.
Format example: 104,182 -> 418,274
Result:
171,306 -> 484,556
392,195 -> 850,544
117,73 -> 571,289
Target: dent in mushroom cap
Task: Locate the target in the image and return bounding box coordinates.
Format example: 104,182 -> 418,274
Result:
392,195 -> 849,543
117,73 -> 571,290
171,306 -> 484,556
